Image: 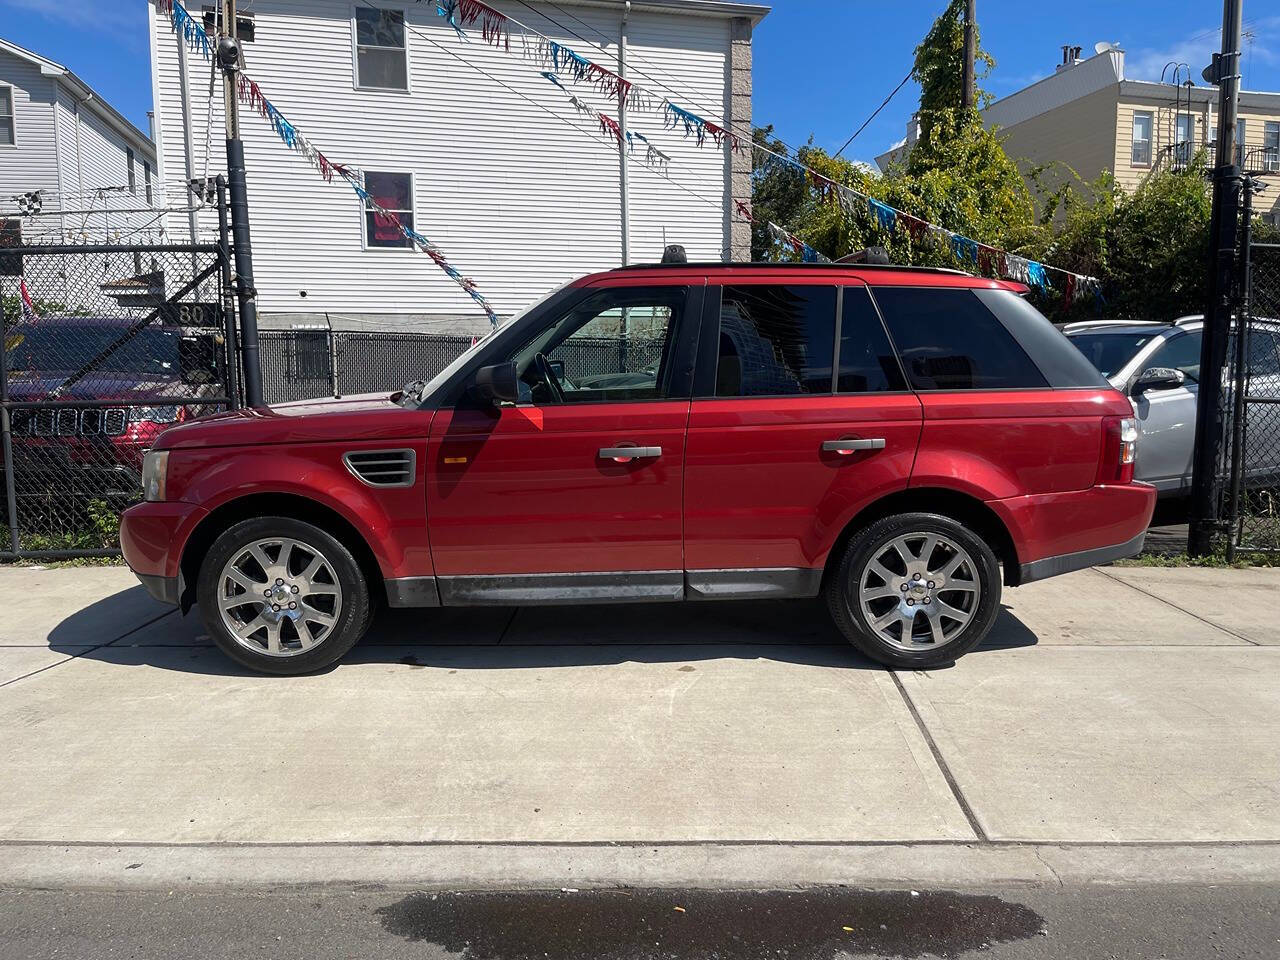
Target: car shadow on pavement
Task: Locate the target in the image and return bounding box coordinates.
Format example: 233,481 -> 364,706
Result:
47,591 -> 1038,677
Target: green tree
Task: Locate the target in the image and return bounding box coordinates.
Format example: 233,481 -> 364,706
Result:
913,0 -> 994,135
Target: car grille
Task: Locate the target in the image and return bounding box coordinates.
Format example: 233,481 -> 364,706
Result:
343,449 -> 416,487
11,407 -> 128,437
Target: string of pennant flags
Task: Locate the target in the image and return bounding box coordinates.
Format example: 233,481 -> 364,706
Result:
157,0 -> 500,325
420,0 -> 1099,300
158,0 -> 1099,309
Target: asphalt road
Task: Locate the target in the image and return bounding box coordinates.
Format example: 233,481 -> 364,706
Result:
3,884 -> 1278,959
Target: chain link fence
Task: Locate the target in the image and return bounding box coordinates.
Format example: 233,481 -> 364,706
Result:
1221,242 -> 1280,555
1,242 -> 235,558
259,329 -> 665,404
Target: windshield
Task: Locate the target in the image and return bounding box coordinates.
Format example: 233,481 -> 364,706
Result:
1065,331 -> 1156,378
402,282 -> 570,407
5,324 -> 181,377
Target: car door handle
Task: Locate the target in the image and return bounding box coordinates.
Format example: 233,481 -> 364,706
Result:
822,438 -> 886,454
599,446 -> 662,462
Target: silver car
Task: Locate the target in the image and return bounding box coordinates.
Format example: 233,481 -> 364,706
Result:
1064,316 -> 1280,497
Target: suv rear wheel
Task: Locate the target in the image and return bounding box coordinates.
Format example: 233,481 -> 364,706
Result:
197,517 -> 373,675
826,513 -> 1001,669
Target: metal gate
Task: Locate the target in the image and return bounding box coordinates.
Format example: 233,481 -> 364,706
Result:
0,237 -> 237,559
1221,240 -> 1280,556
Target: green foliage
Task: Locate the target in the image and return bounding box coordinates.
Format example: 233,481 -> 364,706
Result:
749,2 -> 1222,323
913,0 -> 994,134
18,499 -> 123,553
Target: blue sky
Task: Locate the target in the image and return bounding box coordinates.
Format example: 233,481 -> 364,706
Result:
3,0 -> 1279,165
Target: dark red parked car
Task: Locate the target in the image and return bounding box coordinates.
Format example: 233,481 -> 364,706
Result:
121,262 -> 1154,674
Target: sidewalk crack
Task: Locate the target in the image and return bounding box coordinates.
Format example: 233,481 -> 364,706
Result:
1095,568 -> 1259,646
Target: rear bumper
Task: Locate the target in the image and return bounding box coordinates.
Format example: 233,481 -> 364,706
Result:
1018,530 -> 1147,584
989,483 -> 1156,586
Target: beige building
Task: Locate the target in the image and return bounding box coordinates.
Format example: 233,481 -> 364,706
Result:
876,44 -> 1280,225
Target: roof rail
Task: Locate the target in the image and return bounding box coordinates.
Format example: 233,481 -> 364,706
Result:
613,260 -> 971,277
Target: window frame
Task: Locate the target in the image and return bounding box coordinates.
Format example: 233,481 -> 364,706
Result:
1138,329 -> 1202,389
143,160 -> 153,205
0,85 -> 15,148
867,284 -> 1055,394
1264,121 -> 1279,173
693,282 -> 913,400
359,169 -> 415,252
1131,111 -> 1153,167
503,284 -> 693,407
126,147 -> 136,194
351,4 -> 411,93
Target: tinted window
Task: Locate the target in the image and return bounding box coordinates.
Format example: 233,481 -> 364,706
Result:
872,287 -> 1048,390
1066,331 -> 1157,378
715,285 -> 836,396
1246,330 -> 1280,376
1147,331 -> 1202,382
364,171 -> 413,248
838,286 -> 906,392
976,290 -> 1108,388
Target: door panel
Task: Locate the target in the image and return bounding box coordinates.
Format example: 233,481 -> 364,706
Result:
684,395 -> 923,570
1132,384 -> 1197,490
427,402 -> 688,577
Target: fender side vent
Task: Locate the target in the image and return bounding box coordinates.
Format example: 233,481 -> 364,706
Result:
343,449 -> 416,487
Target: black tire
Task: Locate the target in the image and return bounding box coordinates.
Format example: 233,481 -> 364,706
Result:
825,512 -> 1002,669
197,516 -> 373,675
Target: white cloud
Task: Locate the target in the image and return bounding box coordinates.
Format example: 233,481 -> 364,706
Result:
1125,18 -> 1280,87
0,0 -> 146,47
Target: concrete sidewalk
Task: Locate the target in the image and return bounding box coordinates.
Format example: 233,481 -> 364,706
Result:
1,562 -> 1279,889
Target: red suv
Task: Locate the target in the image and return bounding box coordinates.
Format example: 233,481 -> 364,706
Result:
121,262 -> 1154,674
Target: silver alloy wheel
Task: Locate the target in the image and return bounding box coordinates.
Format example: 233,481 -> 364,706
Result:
856,532 -> 981,652
217,537 -> 343,658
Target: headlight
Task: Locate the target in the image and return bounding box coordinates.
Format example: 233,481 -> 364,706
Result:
129,405 -> 183,424
142,450 -> 170,502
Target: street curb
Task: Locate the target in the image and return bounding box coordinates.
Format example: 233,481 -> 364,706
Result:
3,841 -> 1279,890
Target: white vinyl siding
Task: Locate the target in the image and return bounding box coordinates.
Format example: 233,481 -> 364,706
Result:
149,0 -> 733,329
0,51 -> 57,198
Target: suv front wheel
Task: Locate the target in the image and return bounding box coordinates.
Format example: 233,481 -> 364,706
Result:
826,513 -> 1002,669
197,517 -> 373,675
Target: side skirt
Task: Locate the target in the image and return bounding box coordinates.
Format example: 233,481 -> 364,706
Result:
386,568 -> 825,607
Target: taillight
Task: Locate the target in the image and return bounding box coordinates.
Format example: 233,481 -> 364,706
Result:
1097,416 -> 1138,484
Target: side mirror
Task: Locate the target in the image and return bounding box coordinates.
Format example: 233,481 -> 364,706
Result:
1133,366 -> 1187,394
471,362 -> 519,405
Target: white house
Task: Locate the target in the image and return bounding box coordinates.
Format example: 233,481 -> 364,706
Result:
0,37 -> 158,245
148,0 -> 767,332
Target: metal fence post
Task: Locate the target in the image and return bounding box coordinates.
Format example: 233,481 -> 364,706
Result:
216,177 -> 241,409
325,313 -> 340,399
0,277 -> 21,554
1224,179 -> 1256,561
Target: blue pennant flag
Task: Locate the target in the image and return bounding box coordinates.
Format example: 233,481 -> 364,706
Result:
1026,261 -> 1049,290
868,197 -> 897,234
950,234 -> 979,265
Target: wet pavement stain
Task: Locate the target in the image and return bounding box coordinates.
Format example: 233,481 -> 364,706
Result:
375,887 -> 1045,959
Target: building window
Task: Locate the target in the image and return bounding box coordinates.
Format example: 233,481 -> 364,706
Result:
201,6 -> 255,41
1175,112 -> 1194,164
143,161 -> 153,204
0,86 -> 15,146
1237,118 -> 1247,166
363,171 -> 413,248
1264,122 -> 1279,173
1131,111 -> 1152,166
355,9 -> 407,90
126,147 -> 136,193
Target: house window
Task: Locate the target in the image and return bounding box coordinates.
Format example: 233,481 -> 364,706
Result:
126,147 -> 136,193
1264,122 -> 1279,173
1236,118 -> 1247,166
363,171 -> 413,248
144,160 -> 153,204
355,9 -> 407,90
1175,112 -> 1194,164
0,86 -> 15,146
201,6 -> 255,41
1131,111 -> 1152,165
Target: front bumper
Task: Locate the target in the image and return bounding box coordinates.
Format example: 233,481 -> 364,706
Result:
136,572 -> 181,605
119,499 -> 208,590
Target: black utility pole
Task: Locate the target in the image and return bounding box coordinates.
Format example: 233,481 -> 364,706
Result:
1188,0 -> 1244,556
217,0 -> 264,408
961,0 -> 976,110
